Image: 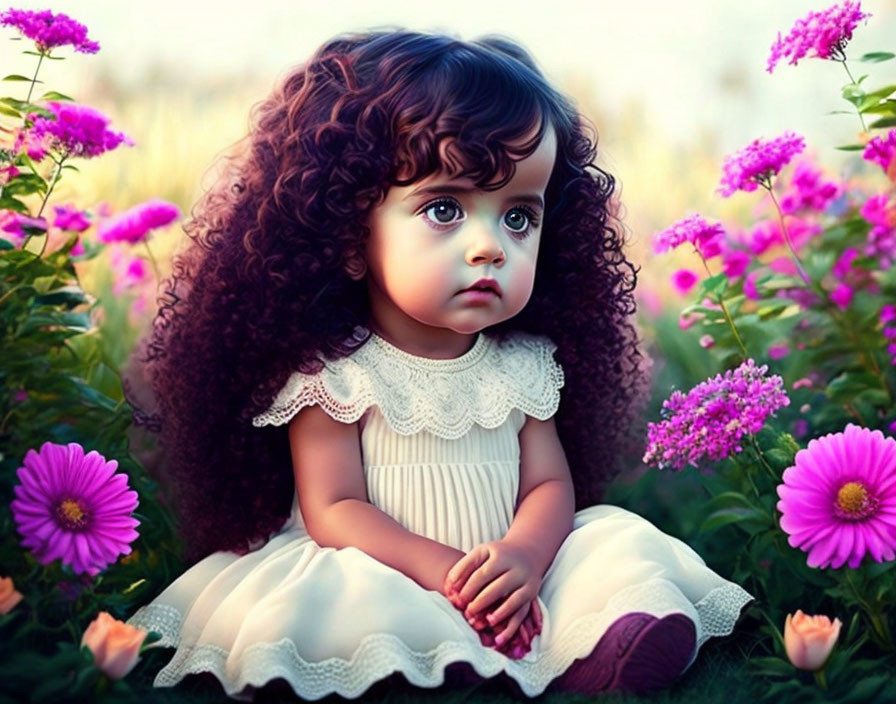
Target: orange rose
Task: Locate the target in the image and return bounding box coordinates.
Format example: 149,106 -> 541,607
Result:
784,609 -> 841,671
80,611 -> 147,679
0,576 -> 24,614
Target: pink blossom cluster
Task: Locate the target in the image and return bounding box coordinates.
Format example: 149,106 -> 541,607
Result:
97,199 -> 180,244
643,359 -> 791,471
741,216 -> 821,256
26,102 -> 133,160
860,194 -> 896,268
882,305 -> 896,366
52,204 -> 90,232
719,132 -> 806,197
1,212 -> 46,246
779,160 -> 841,214
653,213 -> 725,256
863,129 -> 896,177
0,8 -> 99,54
767,1 -> 870,73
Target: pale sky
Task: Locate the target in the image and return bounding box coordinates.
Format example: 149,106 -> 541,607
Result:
3,1 -> 895,155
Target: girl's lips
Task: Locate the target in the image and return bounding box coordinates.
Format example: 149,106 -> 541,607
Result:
458,289 -> 498,303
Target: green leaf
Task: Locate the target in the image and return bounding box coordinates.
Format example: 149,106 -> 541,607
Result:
39,90 -> 73,102
869,116 -> 896,129
2,74 -> 36,82
857,84 -> 896,112
826,371 -> 881,401
859,51 -> 895,62
764,448 -> 794,471
699,506 -> 767,532
854,388 -> 891,408
842,83 -> 866,106
32,275 -> 56,294
0,103 -> 20,118
704,491 -> 754,512
835,144 -> 866,151
698,272 -> 728,299
862,99 -> 896,116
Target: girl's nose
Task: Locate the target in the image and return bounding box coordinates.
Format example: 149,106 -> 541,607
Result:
464,224 -> 505,266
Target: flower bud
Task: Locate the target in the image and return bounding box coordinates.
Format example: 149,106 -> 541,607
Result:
81,611 -> 147,679
784,610 -> 841,671
0,576 -> 24,614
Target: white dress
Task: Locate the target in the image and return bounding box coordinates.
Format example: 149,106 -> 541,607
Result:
126,330 -> 753,701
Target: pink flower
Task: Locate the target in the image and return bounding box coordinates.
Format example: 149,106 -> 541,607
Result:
743,269 -> 763,300
777,424 -> 896,569
830,282 -> 853,309
678,311 -> 704,331
699,334 -> 714,349
831,248 -> 859,279
52,204 -> 91,232
644,359 -> 790,471
98,199 -> 180,244
745,217 -> 821,256
671,268 -> 699,295
0,8 -> 99,54
108,247 -> 151,293
719,132 -> 806,197
779,160 -> 841,214
654,214 -> 725,256
0,576 -> 24,614
81,612 -> 147,680
863,129 -> 896,175
793,419 -> 809,438
768,343 -> 790,360
792,377 -> 813,390
784,610 -> 842,671
769,256 -> 798,276
767,1 -> 871,73
28,102 -> 133,159
10,442 -> 140,576
722,248 -> 751,278
881,304 -> 896,324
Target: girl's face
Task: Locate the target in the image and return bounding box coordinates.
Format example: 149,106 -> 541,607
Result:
361,125 -> 557,357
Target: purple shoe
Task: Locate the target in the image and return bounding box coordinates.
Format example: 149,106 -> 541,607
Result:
552,611 -> 697,695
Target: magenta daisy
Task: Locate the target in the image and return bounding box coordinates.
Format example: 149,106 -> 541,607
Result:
777,425 -> 896,569
97,198 -> 180,244
10,442 -> 140,577
0,8 -> 99,54
643,359 -> 790,471
27,102 -> 133,159
767,1 -> 870,73
719,132 -> 806,197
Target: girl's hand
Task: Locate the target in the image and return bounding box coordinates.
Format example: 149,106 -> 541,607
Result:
443,540 -> 543,650
447,588 -> 542,659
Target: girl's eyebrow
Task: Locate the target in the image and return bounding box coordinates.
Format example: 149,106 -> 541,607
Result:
404,183 -> 544,210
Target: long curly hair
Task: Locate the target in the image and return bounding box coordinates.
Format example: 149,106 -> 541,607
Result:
125,28 -> 649,565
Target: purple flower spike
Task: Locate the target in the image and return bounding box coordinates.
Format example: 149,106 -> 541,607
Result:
777,424 -> 896,569
767,1 -> 870,73
10,442 -> 140,576
0,8 -> 99,54
719,132 -> 806,197
98,199 -> 181,244
28,102 -> 133,159
643,359 -> 790,471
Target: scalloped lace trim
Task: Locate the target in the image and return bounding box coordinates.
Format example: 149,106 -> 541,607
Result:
251,331 -> 564,439
128,579 -> 752,700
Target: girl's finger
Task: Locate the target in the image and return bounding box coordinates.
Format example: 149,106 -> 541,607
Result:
464,571 -> 515,617
493,603 -> 528,648
445,547 -> 484,592
531,598 -> 543,632
482,586 -> 528,626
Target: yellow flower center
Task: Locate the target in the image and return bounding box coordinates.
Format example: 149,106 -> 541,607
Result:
834,481 -> 877,521
55,498 -> 89,530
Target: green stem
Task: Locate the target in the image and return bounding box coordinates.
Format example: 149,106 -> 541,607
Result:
749,435 -> 779,483
22,154 -> 66,255
813,668 -> 828,690
844,570 -> 893,651
765,187 -> 811,285
142,239 -> 161,282
696,252 -> 749,360
841,61 -> 868,132
25,51 -> 45,104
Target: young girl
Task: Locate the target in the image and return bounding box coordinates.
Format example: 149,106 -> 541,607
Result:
124,29 -> 753,700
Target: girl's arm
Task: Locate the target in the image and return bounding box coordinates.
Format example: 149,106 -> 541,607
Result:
289,405 -> 465,593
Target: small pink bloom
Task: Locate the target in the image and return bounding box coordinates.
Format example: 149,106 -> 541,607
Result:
0,576 -> 24,614
768,343 -> 790,360
792,377 -> 813,390
744,270 -> 763,300
784,610 -> 841,671
722,248 -> 751,278
719,132 -> 806,197
654,214 -> 725,255
671,268 -> 699,295
28,102 -> 133,160
832,248 -> 859,279
830,282 -> 853,309
793,419 -> 809,438
678,311 -> 704,331
882,305 -> 896,324
0,8 -> 99,54
81,612 -> 147,680
769,256 -> 798,276
699,334 -> 714,349
863,129 -> 896,176
2,213 -> 47,237
98,199 -> 180,244
53,204 -> 91,232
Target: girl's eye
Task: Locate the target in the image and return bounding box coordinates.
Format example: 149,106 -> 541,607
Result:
504,206 -> 540,237
421,198 -> 464,226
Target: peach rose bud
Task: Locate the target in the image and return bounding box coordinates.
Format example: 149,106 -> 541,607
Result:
784,609 -> 841,671
80,611 -> 147,680
0,576 -> 24,614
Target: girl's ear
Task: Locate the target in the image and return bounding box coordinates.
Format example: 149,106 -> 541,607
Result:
344,256 -> 367,281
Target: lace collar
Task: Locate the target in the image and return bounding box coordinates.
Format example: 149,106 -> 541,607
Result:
252,330 -> 564,439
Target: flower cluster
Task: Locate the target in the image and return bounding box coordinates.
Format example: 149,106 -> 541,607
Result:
10,442 -> 140,576
719,132 -> 806,197
52,204 -> 91,232
643,359 -> 791,471
863,129 -> 896,177
777,424 -> 896,569
860,194 -> 896,268
779,160 -> 841,214
26,102 -> 133,160
653,213 -> 725,256
0,8 -> 99,54
97,198 -> 180,244
767,1 -> 870,73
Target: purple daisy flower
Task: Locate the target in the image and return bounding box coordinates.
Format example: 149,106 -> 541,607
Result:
10,442 -> 140,577
0,8 -> 99,54
767,1 -> 870,73
643,359 -> 790,471
97,198 -> 180,244
777,424 -> 896,569
719,132 -> 806,197
27,102 -> 133,159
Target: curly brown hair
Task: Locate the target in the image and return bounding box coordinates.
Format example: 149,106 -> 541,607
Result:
125,28 -> 649,565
